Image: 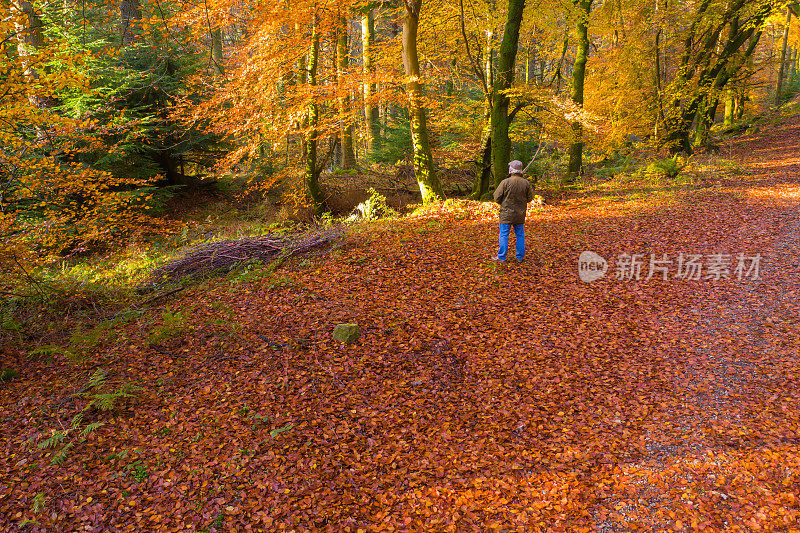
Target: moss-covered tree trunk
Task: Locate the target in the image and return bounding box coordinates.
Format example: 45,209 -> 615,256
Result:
402,0 -> 443,204
565,0 -> 591,183
693,97 -> 719,147
490,0 -> 525,186
470,29 -> 494,197
304,17 -> 324,212
776,9 -> 792,105
361,8 -> 381,156
471,112 -> 492,199
12,0 -> 43,85
724,88 -> 735,125
665,1 -> 770,154
337,14 -> 356,170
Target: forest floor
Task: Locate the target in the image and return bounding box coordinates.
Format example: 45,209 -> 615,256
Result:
3,108 -> 800,532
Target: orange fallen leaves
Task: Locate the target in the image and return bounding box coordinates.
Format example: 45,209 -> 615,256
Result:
3,118 -> 800,531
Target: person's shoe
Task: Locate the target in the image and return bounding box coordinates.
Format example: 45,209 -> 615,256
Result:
491,255 -> 506,263
516,258 -> 525,263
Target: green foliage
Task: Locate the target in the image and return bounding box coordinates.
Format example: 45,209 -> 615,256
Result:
1,307 -> 23,333
596,153 -> 641,180
1,368 -> 19,382
368,113 -> 413,164
776,66 -> 800,106
59,33 -> 220,192
270,423 -> 295,438
414,220 -> 444,235
69,323 -> 111,362
125,460 -> 149,482
267,275 -> 299,290
0,6 -> 225,259
148,310 -> 188,345
106,449 -> 130,462
18,491 -> 47,526
31,492 -> 47,513
29,345 -> 66,361
228,260 -> 266,284
80,368 -> 138,412
354,188 -> 397,220
647,155 -> 688,178
513,139 -> 551,182
28,312 -> 132,363
317,211 -> 338,228
37,412 -> 99,465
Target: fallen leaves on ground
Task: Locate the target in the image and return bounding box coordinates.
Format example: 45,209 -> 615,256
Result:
2,119 -> 800,532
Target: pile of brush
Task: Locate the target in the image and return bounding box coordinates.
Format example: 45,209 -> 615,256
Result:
147,227 -> 342,284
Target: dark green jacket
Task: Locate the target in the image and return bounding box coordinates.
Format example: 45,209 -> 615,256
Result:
493,173 -> 534,224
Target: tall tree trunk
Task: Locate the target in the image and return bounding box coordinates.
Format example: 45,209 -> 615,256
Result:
666,2 -> 770,154
12,0 -> 58,134
460,0 -> 493,198
724,87 -> 735,125
525,33 -> 538,86
565,0 -> 591,183
775,9 -> 792,105
304,17 -> 324,212
490,0 -> 526,186
402,0 -> 443,204
211,28 -> 224,76
552,36 -> 568,94
120,0 -> 141,46
361,8 -> 380,155
471,106 -> 493,199
337,14 -> 356,170
12,0 -> 43,90
654,26 -> 664,138
653,0 -> 665,139
445,54 -> 456,96
693,97 -> 718,147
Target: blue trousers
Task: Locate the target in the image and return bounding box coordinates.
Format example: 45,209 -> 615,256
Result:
498,223 -> 525,261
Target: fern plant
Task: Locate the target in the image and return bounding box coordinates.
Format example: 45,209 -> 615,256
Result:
35,369 -> 138,464
353,188 -> 398,220
148,310 -> 188,345
80,368 -> 138,411
647,155 -> 688,178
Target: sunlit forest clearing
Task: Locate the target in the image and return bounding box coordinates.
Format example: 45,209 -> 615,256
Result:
3,0 -> 800,530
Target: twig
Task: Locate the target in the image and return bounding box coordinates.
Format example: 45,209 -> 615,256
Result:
12,252 -> 45,298
0,290 -> 32,298
256,334 -> 286,350
458,0 -> 490,101
149,344 -> 184,358
141,287 -> 185,306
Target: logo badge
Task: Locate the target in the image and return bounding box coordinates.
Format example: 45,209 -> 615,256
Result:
578,251 -> 608,282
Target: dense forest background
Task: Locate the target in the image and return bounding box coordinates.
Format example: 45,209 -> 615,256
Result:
2,0 -> 799,278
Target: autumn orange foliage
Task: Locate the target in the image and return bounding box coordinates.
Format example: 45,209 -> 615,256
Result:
1,10 -> 161,285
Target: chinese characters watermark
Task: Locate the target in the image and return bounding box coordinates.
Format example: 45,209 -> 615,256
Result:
578,251 -> 761,282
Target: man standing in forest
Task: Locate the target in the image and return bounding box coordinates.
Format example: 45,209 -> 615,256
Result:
492,160 -> 534,263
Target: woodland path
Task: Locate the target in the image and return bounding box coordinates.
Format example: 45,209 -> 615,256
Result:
3,115 -> 800,532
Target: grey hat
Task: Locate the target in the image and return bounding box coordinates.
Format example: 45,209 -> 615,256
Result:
508,160 -> 524,174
